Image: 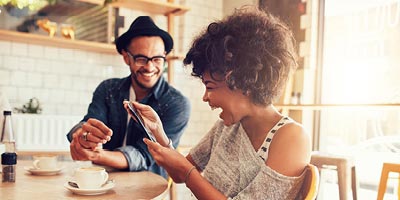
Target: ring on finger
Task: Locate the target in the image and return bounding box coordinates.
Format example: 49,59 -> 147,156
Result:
82,132 -> 89,141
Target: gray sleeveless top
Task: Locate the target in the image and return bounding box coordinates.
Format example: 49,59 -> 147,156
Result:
190,117 -> 305,200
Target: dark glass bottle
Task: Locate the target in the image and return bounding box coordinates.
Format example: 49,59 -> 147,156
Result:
2,152 -> 16,182
1,110 -> 17,182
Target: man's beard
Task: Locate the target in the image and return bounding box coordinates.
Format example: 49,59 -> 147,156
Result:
132,71 -> 156,90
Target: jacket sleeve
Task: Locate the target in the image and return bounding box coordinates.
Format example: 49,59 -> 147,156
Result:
116,141 -> 149,171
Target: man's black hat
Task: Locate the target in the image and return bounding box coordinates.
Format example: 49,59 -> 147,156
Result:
115,16 -> 173,54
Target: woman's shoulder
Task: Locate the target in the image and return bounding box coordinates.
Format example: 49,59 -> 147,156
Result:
266,119 -> 311,176
272,120 -> 311,161
275,118 -> 310,148
277,119 -> 308,138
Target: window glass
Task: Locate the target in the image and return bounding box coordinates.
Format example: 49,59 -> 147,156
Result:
320,0 -> 400,198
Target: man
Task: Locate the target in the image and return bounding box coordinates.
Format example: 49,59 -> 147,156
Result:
67,16 -> 191,178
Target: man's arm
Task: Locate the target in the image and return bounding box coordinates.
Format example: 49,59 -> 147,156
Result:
115,142 -> 149,171
69,123 -> 145,171
66,79 -> 148,171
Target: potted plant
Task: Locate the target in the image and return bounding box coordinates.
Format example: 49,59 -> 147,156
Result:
14,97 -> 42,114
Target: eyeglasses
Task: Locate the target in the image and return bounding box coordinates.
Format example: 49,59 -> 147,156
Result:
126,52 -> 166,66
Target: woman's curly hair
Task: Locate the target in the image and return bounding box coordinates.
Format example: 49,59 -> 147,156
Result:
183,6 -> 298,106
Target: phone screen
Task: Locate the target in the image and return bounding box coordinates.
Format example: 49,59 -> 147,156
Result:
127,102 -> 156,142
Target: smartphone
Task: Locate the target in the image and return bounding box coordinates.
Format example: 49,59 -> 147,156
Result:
127,102 -> 156,142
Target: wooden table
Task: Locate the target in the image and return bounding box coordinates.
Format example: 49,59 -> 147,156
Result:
0,160 -> 168,200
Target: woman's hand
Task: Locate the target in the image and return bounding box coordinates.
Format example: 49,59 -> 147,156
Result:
123,101 -> 169,146
144,138 -> 194,183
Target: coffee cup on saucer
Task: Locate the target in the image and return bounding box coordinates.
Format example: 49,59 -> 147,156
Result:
33,155 -> 58,170
74,167 -> 109,189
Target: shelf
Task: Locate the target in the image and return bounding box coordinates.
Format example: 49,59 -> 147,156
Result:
0,29 -> 188,59
0,29 -> 116,54
275,104 -> 400,110
79,0 -> 190,15
113,0 -> 190,15
0,0 -> 189,85
0,0 -> 190,54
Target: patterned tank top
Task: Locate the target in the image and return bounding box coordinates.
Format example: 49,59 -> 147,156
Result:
256,116 -> 292,161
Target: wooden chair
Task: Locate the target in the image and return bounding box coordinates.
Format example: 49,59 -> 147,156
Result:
377,162 -> 400,200
297,163 -> 320,200
311,152 -> 358,200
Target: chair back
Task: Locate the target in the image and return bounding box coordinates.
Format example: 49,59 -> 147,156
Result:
297,163 -> 320,200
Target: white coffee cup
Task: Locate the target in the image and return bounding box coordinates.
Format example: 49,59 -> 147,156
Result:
74,167 -> 109,189
33,155 -> 58,170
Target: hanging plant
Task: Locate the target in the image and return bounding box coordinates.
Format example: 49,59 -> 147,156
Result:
0,0 -> 52,11
0,0 -> 115,11
103,0 -> 115,5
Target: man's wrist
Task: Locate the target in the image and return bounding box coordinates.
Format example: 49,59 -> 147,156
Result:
69,122 -> 85,141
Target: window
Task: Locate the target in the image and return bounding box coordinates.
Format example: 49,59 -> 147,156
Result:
318,0 -> 400,198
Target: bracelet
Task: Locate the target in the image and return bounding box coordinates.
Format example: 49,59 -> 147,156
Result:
184,166 -> 196,184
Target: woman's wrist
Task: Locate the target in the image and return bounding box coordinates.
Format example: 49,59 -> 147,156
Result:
184,165 -> 197,184
167,138 -> 174,149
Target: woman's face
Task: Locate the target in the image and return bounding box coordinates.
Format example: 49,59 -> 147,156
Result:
202,71 -> 250,126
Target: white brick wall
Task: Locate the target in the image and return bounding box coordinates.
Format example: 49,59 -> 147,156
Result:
0,69 -> 10,84
0,0 -> 227,147
11,42 -> 28,56
0,40 -> 126,115
0,41 -> 11,55
28,44 -> 44,58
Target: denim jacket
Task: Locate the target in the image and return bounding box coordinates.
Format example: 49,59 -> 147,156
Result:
67,75 -> 190,178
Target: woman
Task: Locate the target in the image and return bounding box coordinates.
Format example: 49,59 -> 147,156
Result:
127,6 -> 311,200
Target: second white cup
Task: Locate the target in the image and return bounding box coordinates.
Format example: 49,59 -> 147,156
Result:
33,155 -> 58,170
74,167 -> 109,189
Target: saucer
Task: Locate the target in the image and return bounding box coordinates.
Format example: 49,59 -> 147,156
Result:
64,181 -> 115,195
24,165 -> 64,176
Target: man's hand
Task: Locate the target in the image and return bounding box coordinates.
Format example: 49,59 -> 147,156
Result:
69,118 -> 113,161
70,136 -> 102,160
